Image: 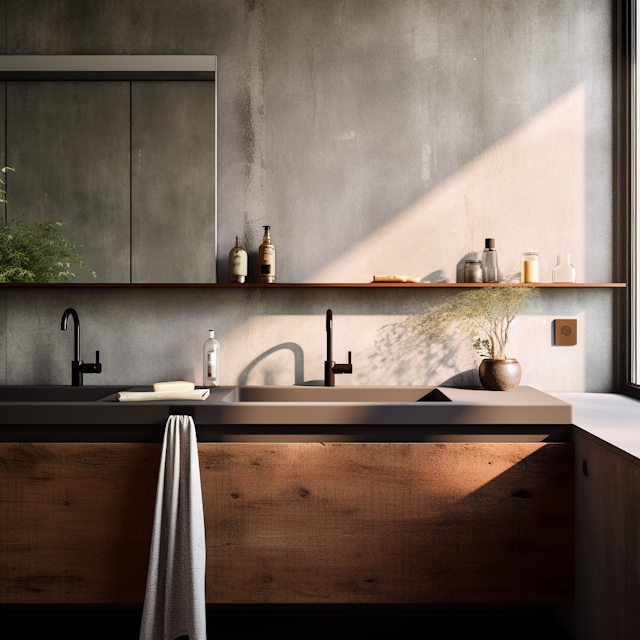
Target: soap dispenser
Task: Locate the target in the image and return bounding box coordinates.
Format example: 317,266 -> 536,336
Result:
203,330 -> 220,388
258,225 -> 276,283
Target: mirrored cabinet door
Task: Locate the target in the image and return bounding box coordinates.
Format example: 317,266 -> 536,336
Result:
4,78 -> 216,284
132,81 -> 216,284
7,81 -> 131,283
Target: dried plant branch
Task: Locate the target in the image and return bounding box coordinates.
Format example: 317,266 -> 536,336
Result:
404,286 -> 537,360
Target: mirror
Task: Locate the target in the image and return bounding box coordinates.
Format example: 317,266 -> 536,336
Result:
1,59 -> 217,283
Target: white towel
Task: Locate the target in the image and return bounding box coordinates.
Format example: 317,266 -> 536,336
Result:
140,415 -> 207,640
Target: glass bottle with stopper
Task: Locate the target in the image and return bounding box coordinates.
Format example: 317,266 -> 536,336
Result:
259,225 -> 276,283
482,238 -> 499,283
552,254 -> 576,283
229,235 -> 248,283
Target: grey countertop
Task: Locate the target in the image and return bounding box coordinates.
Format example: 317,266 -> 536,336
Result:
0,384 -> 572,443
553,392 -> 640,463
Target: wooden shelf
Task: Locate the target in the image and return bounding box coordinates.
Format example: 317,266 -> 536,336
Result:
0,282 -> 627,289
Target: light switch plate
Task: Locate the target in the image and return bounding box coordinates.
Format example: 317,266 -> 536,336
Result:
555,319 -> 577,346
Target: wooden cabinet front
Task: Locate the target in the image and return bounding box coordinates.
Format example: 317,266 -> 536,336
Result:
0,442 -> 573,604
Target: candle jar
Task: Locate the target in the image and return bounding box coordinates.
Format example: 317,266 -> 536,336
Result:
552,254 -> 576,283
521,252 -> 539,283
464,260 -> 482,283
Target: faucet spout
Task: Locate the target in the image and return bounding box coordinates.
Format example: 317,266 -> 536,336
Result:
61,308 -> 102,386
61,307 -> 80,362
323,309 -> 352,386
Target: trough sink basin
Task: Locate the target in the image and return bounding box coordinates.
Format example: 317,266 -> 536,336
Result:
222,386 -> 450,403
0,385 -> 127,403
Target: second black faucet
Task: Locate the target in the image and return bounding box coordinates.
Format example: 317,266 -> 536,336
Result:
324,309 -> 353,387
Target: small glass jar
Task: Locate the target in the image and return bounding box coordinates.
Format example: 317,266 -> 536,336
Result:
464,260 -> 482,283
521,252 -> 539,283
552,254 -> 576,283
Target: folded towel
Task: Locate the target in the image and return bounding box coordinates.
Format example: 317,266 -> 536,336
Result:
116,389 -> 210,402
140,415 -> 207,640
153,381 -> 196,393
372,275 -> 420,283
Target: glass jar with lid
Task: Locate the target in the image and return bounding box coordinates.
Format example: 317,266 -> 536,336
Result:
521,252 -> 539,283
464,260 -> 482,283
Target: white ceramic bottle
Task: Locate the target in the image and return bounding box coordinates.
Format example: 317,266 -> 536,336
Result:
203,329 -> 220,388
229,235 -> 248,283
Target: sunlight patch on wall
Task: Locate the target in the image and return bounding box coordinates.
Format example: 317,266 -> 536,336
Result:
308,85 -> 586,285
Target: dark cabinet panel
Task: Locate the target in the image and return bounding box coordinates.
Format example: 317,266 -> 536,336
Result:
132,81 -> 216,283
558,431 -> 640,639
6,81 -> 131,282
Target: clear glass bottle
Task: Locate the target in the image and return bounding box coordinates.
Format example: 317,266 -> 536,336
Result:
464,260 -> 482,283
229,235 -> 248,283
482,238 -> 499,282
258,225 -> 276,283
552,254 -> 576,283
203,329 -> 220,388
521,252 -> 540,283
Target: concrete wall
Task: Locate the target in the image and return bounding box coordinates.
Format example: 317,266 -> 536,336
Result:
0,0 -> 616,391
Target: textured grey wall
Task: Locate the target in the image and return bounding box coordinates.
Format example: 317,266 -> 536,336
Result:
0,0 -> 617,391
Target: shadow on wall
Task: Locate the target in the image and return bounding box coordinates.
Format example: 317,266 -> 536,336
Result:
238,342 -> 305,386
357,320 -> 481,387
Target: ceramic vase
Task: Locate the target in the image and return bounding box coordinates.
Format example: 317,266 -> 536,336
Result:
479,358 -> 522,391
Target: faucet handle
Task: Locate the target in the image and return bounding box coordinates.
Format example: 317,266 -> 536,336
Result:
96,351 -> 100,363
348,351 -> 351,364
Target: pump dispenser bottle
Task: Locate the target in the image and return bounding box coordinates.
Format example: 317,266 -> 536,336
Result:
258,225 -> 276,283
482,238 -> 499,283
203,330 -> 220,388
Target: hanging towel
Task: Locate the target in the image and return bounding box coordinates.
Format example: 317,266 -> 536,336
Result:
140,415 -> 207,640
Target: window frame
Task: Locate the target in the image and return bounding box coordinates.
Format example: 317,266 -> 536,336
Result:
619,0 -> 640,398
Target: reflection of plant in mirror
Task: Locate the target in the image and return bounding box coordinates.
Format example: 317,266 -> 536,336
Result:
0,166 -> 15,202
0,167 -> 96,283
0,219 -> 97,283
405,286 -> 537,360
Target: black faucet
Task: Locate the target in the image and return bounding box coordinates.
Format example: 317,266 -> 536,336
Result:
61,308 -> 102,386
324,309 -> 353,387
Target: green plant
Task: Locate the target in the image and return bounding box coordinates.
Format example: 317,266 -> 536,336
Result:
405,286 -> 537,360
473,338 -> 492,359
0,218 -> 96,283
0,167 -> 96,283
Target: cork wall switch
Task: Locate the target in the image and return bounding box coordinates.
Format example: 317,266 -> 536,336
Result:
555,319 -> 577,346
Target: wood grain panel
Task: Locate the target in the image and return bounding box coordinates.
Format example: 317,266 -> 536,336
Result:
0,443 -> 160,603
6,81 -> 131,283
200,443 -> 574,603
0,442 -> 573,604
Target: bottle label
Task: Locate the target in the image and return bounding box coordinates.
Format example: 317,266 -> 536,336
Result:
261,264 -> 272,274
263,246 -> 274,257
207,351 -> 216,379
